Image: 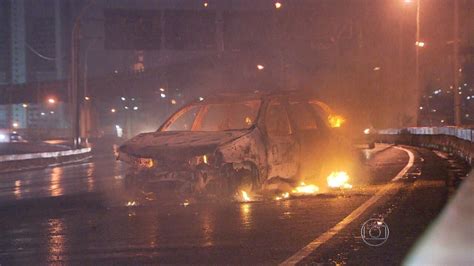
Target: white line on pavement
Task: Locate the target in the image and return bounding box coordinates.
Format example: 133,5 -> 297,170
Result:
392,146 -> 415,181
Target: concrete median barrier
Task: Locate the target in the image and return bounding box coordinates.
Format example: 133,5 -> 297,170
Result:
0,147 -> 91,173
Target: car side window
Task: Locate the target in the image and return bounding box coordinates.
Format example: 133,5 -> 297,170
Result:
289,102 -> 318,130
265,102 -> 292,136
164,105 -> 200,131
309,103 -> 332,128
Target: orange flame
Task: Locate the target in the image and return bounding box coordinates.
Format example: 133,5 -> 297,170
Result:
327,171 -> 352,189
292,182 -> 319,195
328,115 -> 345,128
241,190 -> 251,202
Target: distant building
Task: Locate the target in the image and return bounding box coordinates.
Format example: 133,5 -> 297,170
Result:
0,0 -> 70,134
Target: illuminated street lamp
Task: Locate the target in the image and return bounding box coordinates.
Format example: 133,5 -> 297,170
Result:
47,98 -> 56,104
111,108 -> 116,113
84,96 -> 90,101
275,2 -> 282,9
203,2 -> 208,7
22,103 -> 28,108
12,122 -> 19,128
257,64 -> 265,70
415,41 -> 425,47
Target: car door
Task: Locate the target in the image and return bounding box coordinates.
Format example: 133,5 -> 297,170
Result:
288,101 -> 331,182
263,99 -> 300,180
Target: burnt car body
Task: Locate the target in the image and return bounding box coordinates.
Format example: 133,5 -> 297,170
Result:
118,91 -> 358,195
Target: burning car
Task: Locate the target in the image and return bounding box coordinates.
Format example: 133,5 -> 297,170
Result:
117,91 -> 359,196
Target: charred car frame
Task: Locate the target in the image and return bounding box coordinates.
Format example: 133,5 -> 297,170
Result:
117,91 -> 358,196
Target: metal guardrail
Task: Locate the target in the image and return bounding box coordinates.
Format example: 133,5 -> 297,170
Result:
378,126 -> 474,142
377,127 -> 474,264
0,147 -> 91,163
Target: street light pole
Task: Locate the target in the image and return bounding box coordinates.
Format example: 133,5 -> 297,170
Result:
415,0 -> 420,126
69,1 -> 95,148
453,0 -> 461,126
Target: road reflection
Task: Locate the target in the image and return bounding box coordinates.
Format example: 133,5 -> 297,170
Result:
47,218 -> 67,262
85,163 -> 95,192
240,203 -> 253,230
14,180 -> 22,199
200,208 -> 215,247
49,167 -> 64,197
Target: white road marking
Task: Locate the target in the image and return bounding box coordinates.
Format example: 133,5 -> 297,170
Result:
279,146 -> 415,266
392,146 -> 415,181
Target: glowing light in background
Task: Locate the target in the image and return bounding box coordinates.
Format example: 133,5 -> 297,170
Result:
126,201 -> 137,207
181,200 -> 190,207
415,41 -> 425,47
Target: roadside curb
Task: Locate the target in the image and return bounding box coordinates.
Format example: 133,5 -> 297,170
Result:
0,148 -> 92,173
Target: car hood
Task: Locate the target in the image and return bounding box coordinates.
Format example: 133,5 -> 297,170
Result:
119,130 -> 251,161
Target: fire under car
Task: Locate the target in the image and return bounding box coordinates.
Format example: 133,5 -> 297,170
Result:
117,91 -> 361,197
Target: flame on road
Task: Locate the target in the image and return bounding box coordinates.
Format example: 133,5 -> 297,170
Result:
274,182 -> 319,201
274,192 -> 290,201
292,182 -> 320,195
241,190 -> 251,202
327,171 -> 352,189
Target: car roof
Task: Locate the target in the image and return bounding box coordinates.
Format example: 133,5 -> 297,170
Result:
196,89 -> 321,104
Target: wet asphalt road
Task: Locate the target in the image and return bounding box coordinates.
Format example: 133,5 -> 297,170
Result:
0,144 -> 461,265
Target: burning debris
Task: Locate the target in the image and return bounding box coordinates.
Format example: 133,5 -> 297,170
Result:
274,192 -> 290,201
292,182 -> 320,195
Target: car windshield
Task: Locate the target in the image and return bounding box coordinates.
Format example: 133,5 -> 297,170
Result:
162,100 -> 261,131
